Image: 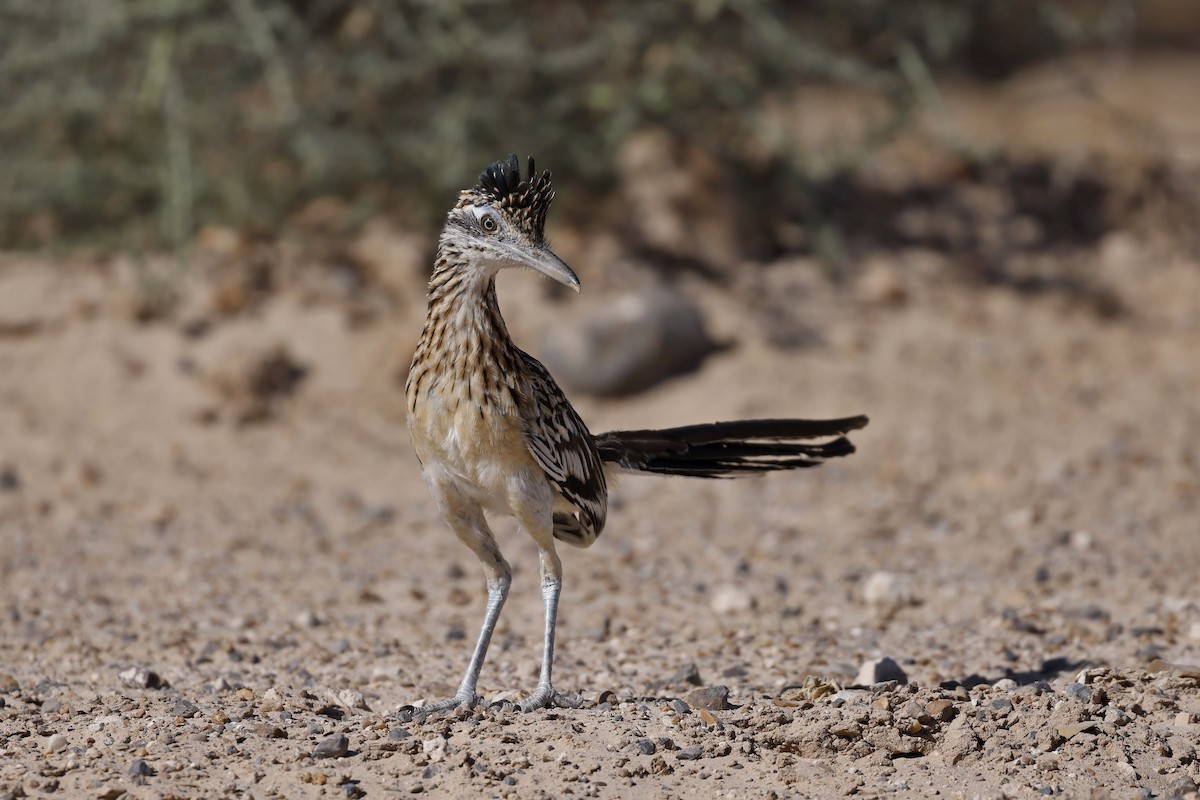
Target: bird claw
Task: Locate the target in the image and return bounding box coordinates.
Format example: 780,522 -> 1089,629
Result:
518,685 -> 583,713
397,691 -> 479,722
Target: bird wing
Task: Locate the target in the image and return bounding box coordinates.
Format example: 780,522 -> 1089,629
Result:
515,350 -> 608,544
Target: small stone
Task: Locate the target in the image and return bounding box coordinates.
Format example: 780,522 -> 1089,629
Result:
1103,707 -> 1129,726
334,689 -> 370,712
676,746 -> 704,761
421,735 -> 448,763
389,727 -> 411,741
1174,712 -> 1196,727
830,721 -> 862,739
260,687 -> 285,712
990,698 -> 1013,715
710,584 -> 754,615
631,739 -> 656,756
0,674 -> 18,693
129,758 -> 155,777
1057,721 -> 1097,739
685,686 -> 730,711
254,723 -> 287,739
172,698 -> 199,717
927,699 -> 956,722
44,733 -> 68,753
312,733 -> 350,759
119,667 -> 166,689
1063,682 -> 1097,704
855,657 -> 908,686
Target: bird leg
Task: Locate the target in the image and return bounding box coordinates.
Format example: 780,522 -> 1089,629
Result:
400,489 -> 513,721
519,548 -> 582,712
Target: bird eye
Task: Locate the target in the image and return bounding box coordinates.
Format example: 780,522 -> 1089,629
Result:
480,213 -> 498,233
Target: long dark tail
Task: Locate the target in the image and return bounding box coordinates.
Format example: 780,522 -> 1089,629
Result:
592,416 -> 868,478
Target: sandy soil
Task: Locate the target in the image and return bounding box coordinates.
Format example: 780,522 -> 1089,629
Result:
2,55 -> 1200,800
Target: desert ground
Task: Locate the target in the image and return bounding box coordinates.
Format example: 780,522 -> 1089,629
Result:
1,55 -> 1200,799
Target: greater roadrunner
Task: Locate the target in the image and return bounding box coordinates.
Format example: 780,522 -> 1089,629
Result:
404,154 -> 867,715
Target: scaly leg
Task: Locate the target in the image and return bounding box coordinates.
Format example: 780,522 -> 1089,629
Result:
402,478 -> 511,720
518,547 -> 582,711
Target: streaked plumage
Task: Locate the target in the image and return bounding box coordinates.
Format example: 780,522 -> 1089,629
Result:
403,154 -> 867,717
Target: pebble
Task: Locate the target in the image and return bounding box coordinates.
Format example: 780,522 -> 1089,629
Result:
312,733 -> 350,760
855,657 -> 908,687
44,734 -> 68,753
631,739 -> 656,756
676,746 -> 704,761
710,585 -> 755,615
1104,707 -> 1130,726
927,699 -> 956,722
173,698 -> 200,717
119,667 -> 165,689
335,689 -> 370,712
421,735 -> 448,763
1063,682 -> 1098,705
129,758 -> 155,777
686,686 -> 731,711
1057,721 -> 1097,739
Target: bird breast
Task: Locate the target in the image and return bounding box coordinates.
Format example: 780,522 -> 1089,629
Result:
408,375 -> 535,515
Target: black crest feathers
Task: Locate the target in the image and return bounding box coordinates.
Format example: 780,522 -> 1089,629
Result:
472,154 -> 555,238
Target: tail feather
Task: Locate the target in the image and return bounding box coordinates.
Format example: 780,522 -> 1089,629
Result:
594,416 -> 868,478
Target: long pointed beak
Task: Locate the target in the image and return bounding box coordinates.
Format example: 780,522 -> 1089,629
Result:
524,246 -> 581,292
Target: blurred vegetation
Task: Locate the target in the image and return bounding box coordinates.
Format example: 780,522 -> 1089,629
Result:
0,0 -> 1137,250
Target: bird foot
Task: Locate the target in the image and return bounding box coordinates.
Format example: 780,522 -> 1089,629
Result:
396,690 -> 479,723
518,684 -> 583,713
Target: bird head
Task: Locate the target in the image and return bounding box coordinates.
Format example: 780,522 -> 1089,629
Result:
442,154 -> 580,292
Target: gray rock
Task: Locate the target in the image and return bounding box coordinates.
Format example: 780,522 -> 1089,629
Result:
855,657 -> 908,686
538,288 -> 719,396
312,733 -> 349,759
129,758 -> 155,777
172,698 -> 200,717
631,739 -> 656,756
676,746 -> 704,761
1063,682 -> 1098,704
686,685 -> 731,711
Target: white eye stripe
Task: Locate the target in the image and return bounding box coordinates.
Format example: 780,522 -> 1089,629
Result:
466,205 -> 499,232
